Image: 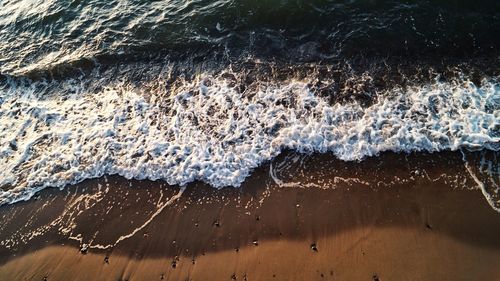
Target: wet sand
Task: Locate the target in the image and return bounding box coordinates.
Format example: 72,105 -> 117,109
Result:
0,151 -> 499,281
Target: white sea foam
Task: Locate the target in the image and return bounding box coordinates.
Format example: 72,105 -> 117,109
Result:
0,72 -> 498,205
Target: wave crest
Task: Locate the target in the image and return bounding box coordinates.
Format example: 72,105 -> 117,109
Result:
0,70 -> 498,204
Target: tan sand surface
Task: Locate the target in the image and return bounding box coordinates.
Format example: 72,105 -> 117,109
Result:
1,152 -> 499,281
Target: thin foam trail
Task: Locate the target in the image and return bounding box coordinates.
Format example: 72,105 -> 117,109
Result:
462,150 -> 500,212
85,186 -> 185,250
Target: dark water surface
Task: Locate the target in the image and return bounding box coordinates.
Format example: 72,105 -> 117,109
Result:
1,0 -> 500,76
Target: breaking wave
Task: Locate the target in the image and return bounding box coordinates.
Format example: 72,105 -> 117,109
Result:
0,68 -> 498,205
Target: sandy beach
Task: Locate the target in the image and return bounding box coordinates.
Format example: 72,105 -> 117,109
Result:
1,0 -> 499,280
0,151 -> 499,281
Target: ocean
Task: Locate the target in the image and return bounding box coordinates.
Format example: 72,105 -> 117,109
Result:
0,0 -> 499,209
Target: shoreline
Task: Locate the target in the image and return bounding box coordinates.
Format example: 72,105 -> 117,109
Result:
0,151 -> 499,280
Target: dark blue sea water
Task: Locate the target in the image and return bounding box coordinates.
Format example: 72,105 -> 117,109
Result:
1,0 -> 500,76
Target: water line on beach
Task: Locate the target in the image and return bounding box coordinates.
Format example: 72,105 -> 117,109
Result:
87,185 -> 186,251
461,150 -> 500,213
